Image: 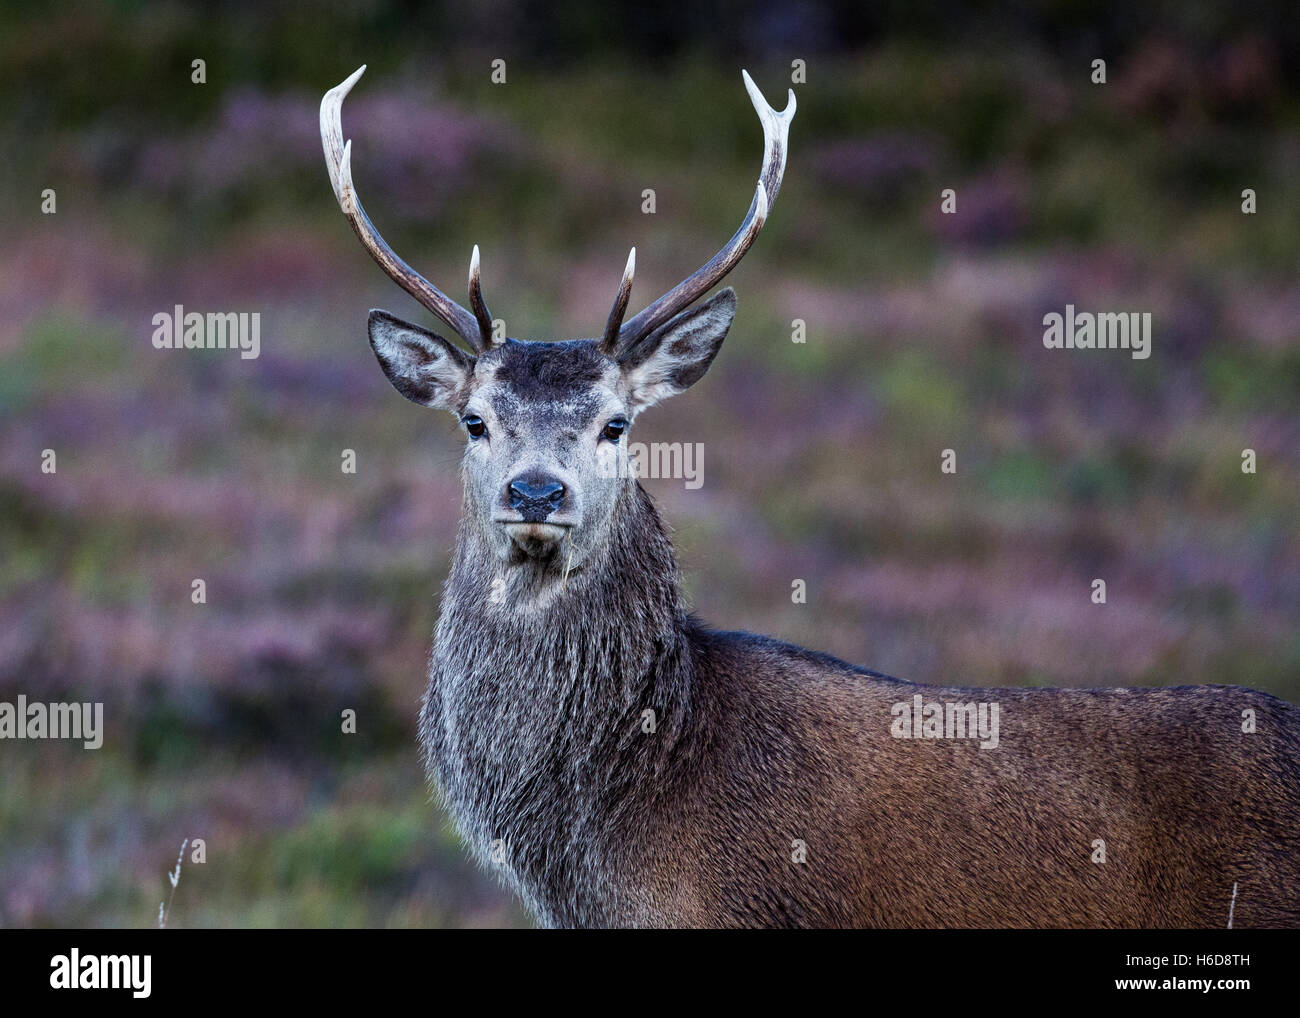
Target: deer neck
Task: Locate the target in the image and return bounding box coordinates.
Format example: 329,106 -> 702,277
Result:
424,482 -> 696,878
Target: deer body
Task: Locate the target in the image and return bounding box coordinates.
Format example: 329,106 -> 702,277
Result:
425,470 -> 1300,928
322,67 -> 1300,928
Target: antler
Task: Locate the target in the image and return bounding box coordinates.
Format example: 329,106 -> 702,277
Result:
321,65 -> 495,354
607,70 -> 796,356
599,248 -> 637,354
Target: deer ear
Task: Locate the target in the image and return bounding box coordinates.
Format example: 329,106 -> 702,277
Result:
368,309 -> 474,410
619,288 -> 736,414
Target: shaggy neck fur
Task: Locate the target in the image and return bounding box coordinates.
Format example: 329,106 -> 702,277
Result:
420,481 -> 697,925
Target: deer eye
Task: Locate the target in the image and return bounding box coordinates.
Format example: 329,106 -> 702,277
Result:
462,415 -> 487,439
602,419 -> 628,442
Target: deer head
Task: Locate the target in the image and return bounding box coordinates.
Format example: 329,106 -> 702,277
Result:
321,66 -> 794,574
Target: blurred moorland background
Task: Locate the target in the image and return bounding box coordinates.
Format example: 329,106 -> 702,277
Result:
1,0 -> 1298,927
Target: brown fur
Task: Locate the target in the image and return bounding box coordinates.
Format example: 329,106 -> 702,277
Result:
420,467 -> 1300,928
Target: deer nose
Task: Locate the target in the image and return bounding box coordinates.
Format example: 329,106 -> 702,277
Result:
507,476 -> 567,521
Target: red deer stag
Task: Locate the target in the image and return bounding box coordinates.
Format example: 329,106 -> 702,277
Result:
321,65 -> 1300,928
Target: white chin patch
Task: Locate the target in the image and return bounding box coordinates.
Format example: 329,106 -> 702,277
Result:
504,522 -> 569,554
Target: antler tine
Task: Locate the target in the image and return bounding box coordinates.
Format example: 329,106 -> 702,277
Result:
600,247 -> 636,354
468,245 -> 498,347
614,69 -> 795,354
321,65 -> 486,354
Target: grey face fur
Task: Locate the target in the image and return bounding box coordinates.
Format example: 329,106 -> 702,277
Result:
367,288 -> 736,578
